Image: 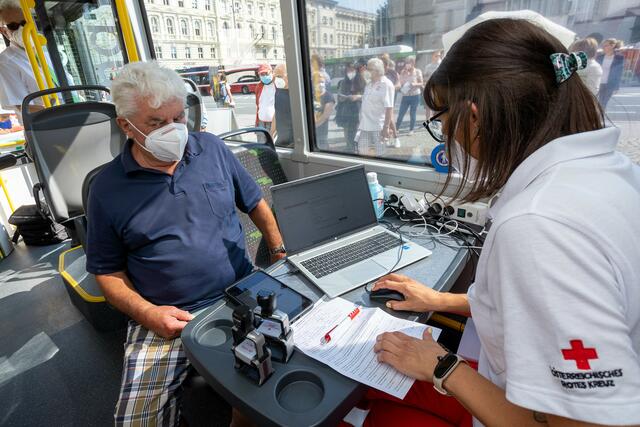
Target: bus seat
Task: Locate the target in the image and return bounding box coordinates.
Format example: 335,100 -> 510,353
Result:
184,78 -> 203,132
21,86 -> 125,224
21,86 -> 128,331
220,128 -> 286,267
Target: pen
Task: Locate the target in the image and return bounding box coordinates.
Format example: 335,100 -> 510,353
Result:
320,305 -> 362,345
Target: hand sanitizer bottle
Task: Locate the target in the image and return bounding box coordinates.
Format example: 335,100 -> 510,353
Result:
367,172 -> 384,220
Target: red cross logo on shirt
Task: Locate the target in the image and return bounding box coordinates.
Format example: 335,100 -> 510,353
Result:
561,340 -> 598,370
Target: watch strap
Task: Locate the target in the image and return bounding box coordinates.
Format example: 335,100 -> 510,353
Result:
433,352 -> 466,396
269,244 -> 286,255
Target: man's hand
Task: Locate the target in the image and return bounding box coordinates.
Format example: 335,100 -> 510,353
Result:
374,327 -> 446,382
372,273 -> 443,312
270,252 -> 286,265
381,126 -> 390,139
140,305 -> 194,339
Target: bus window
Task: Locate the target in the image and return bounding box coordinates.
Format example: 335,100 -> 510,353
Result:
37,0 -> 127,90
304,1 -> 640,167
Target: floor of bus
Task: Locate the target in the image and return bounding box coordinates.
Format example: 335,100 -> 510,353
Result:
0,240 -> 125,427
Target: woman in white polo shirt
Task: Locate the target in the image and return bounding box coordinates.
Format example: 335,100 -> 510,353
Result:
355,58 -> 395,156
368,18 -> 640,427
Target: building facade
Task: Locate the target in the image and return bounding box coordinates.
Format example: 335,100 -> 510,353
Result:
305,0 -> 376,59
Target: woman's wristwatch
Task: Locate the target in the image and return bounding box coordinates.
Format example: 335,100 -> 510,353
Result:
433,351 -> 467,396
269,244 -> 286,256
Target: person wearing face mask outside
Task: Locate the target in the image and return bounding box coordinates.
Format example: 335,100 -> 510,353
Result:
272,63 -> 293,147
313,73 -> 335,149
336,62 -> 366,153
0,0 -> 44,120
255,63 -> 276,142
396,56 -> 423,136
86,61 -> 286,427
349,19 -> 640,427
356,58 -> 395,156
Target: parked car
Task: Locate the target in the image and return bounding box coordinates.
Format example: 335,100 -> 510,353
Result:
230,74 -> 260,94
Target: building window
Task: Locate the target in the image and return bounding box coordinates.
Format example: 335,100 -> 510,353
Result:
259,6 -> 263,16
166,18 -> 175,35
185,46 -> 191,58
155,45 -> 163,58
322,16 -> 326,25
180,19 -> 188,36
329,18 -> 333,25
262,48 -> 267,59
219,0 -> 226,13
192,0 -> 197,8
150,16 -> 159,33
271,26 -> 276,41
210,47 -> 216,57
207,21 -> 214,38
273,48 -> 277,59
234,1 -> 240,12
260,25 -> 265,38
171,46 -> 177,58
194,20 -> 201,36
323,33 -> 327,43
198,47 -> 203,58
330,34 -> 333,44
223,21 -> 229,30
270,7 -> 275,18
205,0 -> 211,10
163,0 -> 169,5
250,24 -> 255,38
247,3 -> 252,15
178,0 -> 183,6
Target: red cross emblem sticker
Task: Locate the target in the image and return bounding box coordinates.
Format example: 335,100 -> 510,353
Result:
561,340 -> 598,370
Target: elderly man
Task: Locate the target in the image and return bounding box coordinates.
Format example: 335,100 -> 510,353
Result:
86,61 -> 286,426
0,0 -> 42,120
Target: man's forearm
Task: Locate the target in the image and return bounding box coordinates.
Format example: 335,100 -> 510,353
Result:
384,107 -> 393,129
96,272 -> 155,323
249,199 -> 283,249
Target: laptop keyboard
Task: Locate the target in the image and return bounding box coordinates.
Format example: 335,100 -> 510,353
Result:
301,233 -> 400,279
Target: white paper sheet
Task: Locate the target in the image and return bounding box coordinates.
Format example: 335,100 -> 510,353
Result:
292,298 -> 441,399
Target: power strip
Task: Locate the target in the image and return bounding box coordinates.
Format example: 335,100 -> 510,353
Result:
383,186 -> 489,227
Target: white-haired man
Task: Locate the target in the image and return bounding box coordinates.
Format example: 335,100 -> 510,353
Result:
0,0 -> 42,119
356,57 -> 395,156
86,61 -> 286,426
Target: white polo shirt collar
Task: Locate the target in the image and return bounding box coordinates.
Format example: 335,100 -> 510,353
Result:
489,127 -> 620,218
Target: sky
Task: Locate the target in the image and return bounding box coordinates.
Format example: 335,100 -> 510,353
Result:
336,0 -> 386,14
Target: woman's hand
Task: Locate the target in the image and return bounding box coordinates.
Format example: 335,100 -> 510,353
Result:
374,327 -> 446,382
372,273 -> 444,312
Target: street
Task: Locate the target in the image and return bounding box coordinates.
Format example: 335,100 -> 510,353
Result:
202,87 -> 640,165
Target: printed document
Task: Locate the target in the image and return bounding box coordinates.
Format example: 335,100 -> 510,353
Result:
292,298 -> 441,399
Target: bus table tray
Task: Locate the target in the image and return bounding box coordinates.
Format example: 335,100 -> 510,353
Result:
181,300 -> 365,427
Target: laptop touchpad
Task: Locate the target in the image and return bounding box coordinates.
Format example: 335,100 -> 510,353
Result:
340,260 -> 386,281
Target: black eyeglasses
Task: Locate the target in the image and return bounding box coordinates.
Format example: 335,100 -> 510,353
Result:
4,20 -> 26,31
423,108 -> 448,143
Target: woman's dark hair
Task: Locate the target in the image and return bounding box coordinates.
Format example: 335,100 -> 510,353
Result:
424,19 -> 604,202
344,61 -> 357,76
219,71 -> 227,82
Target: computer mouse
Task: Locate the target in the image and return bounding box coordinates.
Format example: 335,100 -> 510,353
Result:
369,288 -> 405,303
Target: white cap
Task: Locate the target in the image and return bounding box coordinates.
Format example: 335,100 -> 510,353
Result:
366,172 -> 378,184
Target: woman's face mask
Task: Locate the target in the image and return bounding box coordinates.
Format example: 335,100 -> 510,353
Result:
274,77 -> 286,89
346,71 -> 356,80
450,139 -> 479,180
127,120 -> 189,163
10,26 -> 24,48
315,81 -> 326,94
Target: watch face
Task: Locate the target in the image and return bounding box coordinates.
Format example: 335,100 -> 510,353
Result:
434,353 -> 458,378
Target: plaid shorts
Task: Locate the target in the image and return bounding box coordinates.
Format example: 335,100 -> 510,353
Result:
355,130 -> 385,156
114,321 -> 192,427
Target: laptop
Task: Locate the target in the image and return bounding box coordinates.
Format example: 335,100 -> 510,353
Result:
271,165 -> 431,298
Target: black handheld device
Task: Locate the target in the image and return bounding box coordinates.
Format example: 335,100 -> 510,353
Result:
225,270 -> 313,322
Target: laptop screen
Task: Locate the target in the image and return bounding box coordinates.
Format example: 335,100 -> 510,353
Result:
271,166 -> 378,254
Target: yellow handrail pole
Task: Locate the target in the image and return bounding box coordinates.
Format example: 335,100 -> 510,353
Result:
114,0 -> 140,62
0,173 -> 16,213
19,0 -> 59,106
20,22 -> 50,107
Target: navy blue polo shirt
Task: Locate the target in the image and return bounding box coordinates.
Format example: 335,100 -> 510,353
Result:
86,132 -> 262,311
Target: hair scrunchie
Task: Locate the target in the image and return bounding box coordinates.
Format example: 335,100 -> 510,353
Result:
550,51 -> 588,84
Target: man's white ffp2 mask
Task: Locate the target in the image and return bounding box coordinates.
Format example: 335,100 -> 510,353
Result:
127,120 -> 189,163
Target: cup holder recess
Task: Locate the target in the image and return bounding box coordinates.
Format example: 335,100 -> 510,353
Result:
194,319 -> 233,348
275,371 -> 324,413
